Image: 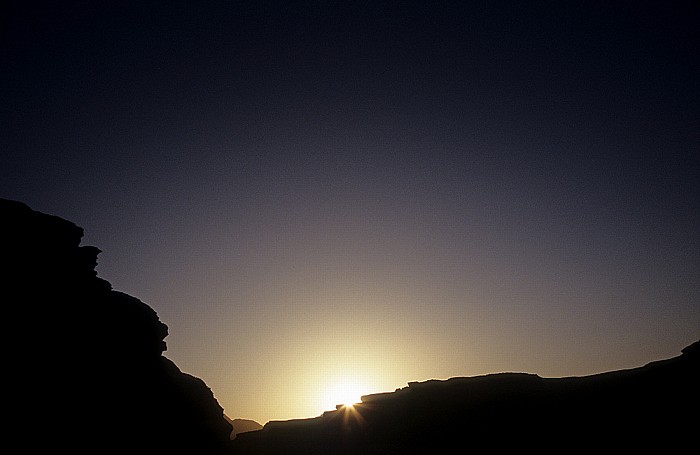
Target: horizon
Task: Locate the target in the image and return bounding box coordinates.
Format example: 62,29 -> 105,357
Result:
6,196 -> 697,425
231,338 -> 696,425
2,1 -> 698,425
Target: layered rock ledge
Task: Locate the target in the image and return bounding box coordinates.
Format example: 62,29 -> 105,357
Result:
1,199 -> 233,453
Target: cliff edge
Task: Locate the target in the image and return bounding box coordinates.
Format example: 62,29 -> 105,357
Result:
1,198 -> 234,453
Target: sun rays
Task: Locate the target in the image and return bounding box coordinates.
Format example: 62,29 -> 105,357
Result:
319,376 -> 370,412
329,402 -> 369,431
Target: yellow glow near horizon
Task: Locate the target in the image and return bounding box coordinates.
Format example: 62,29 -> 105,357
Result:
212,300 -> 441,424
318,376 -> 369,410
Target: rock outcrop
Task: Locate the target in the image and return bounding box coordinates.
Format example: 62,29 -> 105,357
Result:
233,342 -> 699,454
1,199 -> 234,453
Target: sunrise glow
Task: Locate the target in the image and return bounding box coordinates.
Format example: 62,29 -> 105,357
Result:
5,0 -> 698,431
319,376 -> 369,411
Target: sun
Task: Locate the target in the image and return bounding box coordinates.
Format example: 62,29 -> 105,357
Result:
319,376 -> 368,411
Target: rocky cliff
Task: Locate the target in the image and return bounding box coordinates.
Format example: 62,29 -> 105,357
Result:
1,198 -> 234,453
233,342 -> 699,453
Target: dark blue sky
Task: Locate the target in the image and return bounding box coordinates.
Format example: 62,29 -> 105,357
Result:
2,1 -> 699,423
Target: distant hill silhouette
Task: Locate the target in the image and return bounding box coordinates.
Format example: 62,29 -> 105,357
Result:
233,341 -> 699,454
1,199 -> 234,453
225,416 -> 263,439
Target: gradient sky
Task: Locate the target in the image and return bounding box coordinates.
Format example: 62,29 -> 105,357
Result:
2,1 -> 699,424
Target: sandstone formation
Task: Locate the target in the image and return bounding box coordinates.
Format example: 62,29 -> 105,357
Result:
1,198 -> 234,453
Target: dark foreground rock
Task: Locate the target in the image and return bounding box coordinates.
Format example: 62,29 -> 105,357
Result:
234,342 -> 699,454
1,199 -> 234,453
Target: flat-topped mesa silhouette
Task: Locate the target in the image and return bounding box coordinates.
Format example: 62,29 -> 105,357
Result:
233,342 -> 699,454
1,199 -> 234,453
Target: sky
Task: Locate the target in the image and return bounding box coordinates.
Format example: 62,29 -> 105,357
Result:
1,1 -> 699,424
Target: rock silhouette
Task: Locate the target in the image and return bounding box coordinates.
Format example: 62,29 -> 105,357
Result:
5,197 -> 696,453
225,417 -> 263,440
233,342 -> 699,454
1,198 -> 234,453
